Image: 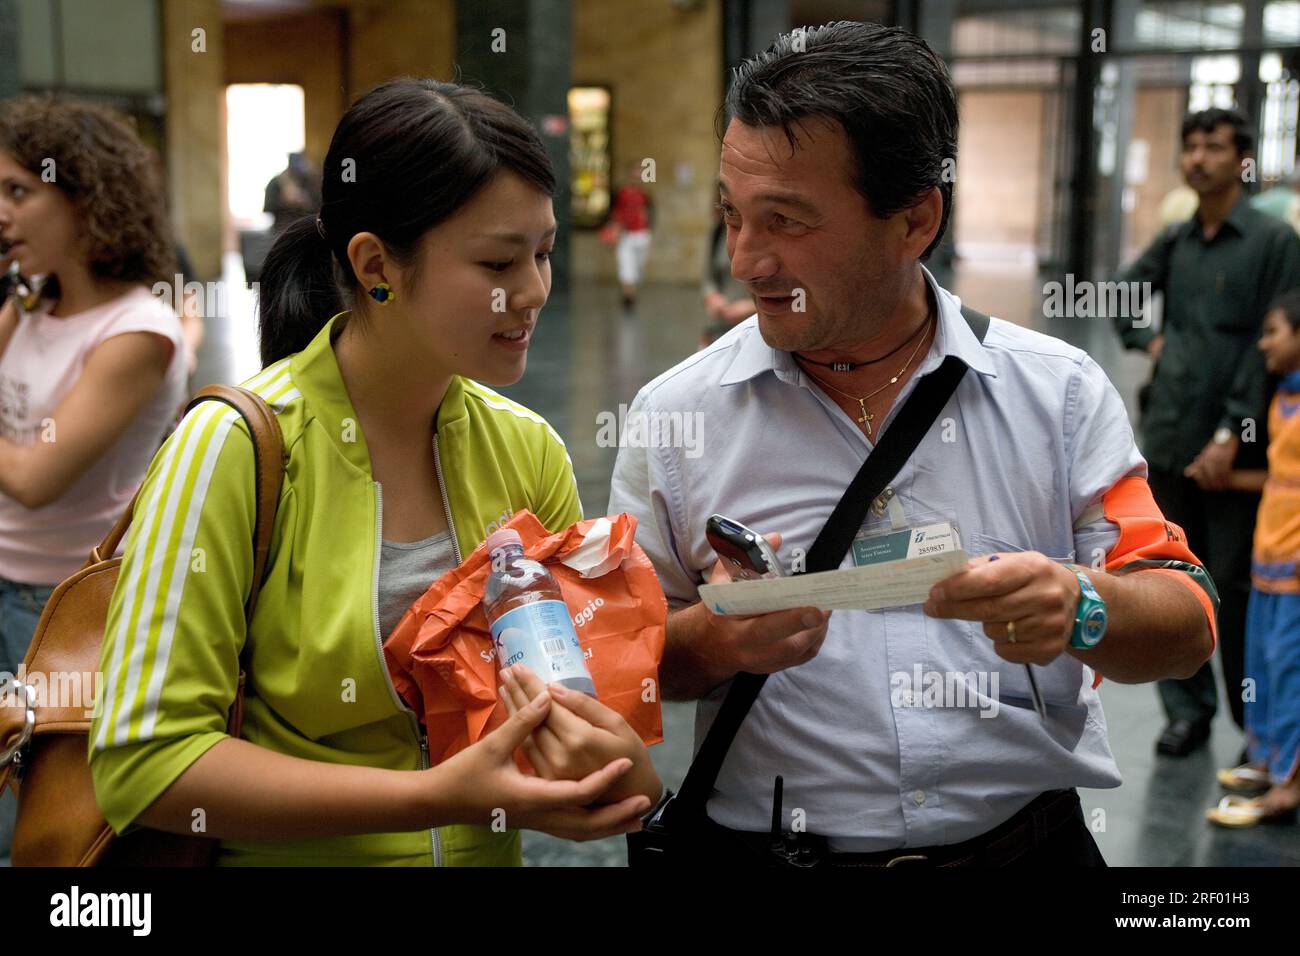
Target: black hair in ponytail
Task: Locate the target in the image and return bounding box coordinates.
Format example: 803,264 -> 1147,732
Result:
257,216 -> 341,365
257,78 -> 557,366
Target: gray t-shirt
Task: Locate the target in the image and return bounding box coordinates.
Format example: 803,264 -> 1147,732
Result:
378,529 -> 458,641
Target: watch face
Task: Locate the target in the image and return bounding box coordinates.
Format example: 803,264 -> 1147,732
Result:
1082,606 -> 1108,647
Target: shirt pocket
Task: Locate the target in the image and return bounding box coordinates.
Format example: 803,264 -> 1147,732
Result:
1201,269 -> 1261,335
960,530 -> 1088,710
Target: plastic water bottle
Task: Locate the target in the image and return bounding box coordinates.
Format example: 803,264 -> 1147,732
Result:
483,529 -> 596,696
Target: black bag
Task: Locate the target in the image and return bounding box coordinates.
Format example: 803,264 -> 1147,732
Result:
628,306 -> 991,866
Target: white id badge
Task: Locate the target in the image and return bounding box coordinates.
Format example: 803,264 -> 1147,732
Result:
851,519 -> 963,568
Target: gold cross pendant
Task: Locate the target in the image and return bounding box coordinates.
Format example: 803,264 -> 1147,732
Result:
856,400 -> 874,438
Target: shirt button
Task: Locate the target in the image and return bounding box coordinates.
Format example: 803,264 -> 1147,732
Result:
913,790 -> 926,806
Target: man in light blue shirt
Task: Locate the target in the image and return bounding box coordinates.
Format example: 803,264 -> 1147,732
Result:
608,22 -> 1218,865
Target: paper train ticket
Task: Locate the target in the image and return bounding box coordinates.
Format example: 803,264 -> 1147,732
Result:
698,550 -> 970,615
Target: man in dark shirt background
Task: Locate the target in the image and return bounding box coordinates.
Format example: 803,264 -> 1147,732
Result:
263,151 -> 321,236
1115,108 -> 1300,757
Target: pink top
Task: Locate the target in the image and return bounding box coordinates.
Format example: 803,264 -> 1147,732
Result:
0,285 -> 186,584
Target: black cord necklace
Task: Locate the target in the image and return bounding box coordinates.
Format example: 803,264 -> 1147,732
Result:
794,311 -> 931,372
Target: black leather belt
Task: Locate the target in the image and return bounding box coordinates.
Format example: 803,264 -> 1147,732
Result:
702,789 -> 1084,867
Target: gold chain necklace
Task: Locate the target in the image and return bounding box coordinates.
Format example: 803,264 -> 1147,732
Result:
798,313 -> 935,439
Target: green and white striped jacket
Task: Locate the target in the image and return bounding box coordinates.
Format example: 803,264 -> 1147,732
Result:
89,314 -> 583,866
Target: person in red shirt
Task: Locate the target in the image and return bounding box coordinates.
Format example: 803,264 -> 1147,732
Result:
606,162 -> 654,311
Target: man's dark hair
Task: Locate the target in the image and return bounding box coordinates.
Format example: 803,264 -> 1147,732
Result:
721,20 -> 958,260
1181,108 -> 1255,155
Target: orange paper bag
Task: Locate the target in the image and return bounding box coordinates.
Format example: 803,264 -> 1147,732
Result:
384,510 -> 666,765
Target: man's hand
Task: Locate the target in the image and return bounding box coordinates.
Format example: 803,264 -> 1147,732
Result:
498,663 -> 661,806
1146,334 -> 1166,363
434,688 -> 649,842
1185,434 -> 1238,491
670,532 -> 831,693
923,553 -> 1081,666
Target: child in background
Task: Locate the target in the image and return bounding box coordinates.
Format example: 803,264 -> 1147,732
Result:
1210,288 -> 1300,826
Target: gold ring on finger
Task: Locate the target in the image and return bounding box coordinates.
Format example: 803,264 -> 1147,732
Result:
1007,620 -> 1017,644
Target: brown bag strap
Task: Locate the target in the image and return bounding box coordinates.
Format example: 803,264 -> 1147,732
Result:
184,385 -> 286,622
89,385 -> 285,625
91,493 -> 138,566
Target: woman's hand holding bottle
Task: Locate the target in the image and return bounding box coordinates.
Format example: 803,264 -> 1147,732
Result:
498,663 -> 663,808
429,685 -> 651,842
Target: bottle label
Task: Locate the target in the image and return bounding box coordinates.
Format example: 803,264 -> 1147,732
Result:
489,599 -> 591,683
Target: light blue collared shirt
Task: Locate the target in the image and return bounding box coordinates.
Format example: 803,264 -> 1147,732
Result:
608,268 -> 1140,850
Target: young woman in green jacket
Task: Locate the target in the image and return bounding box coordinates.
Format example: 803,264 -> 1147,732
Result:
89,79 -> 661,866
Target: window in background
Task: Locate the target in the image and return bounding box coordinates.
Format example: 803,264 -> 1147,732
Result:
569,85 -> 611,229
1135,1 -> 1244,49
1260,52 -> 1300,181
225,83 -> 306,230
223,83 -> 306,383
16,0 -> 161,92
1188,53 -> 1241,110
953,4 -> 1082,58
1264,0 -> 1300,45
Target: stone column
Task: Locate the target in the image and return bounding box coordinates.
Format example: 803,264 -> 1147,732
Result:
456,0 -> 573,292
161,0 -> 226,281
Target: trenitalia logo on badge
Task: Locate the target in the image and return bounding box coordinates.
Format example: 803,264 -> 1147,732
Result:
49,886 -> 152,936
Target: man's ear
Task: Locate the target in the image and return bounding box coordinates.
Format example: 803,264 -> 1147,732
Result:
901,187 -> 944,260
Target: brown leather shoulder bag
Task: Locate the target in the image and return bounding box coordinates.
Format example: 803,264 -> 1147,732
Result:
0,385 -> 284,866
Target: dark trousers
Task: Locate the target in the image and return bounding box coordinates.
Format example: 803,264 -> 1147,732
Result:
1148,467 -> 1258,730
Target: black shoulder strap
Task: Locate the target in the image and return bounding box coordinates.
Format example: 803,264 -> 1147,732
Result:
673,305 -> 992,818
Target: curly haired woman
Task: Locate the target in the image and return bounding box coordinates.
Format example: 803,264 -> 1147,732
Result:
0,94 -> 186,856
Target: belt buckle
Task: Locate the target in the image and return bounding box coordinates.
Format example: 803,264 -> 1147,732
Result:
885,853 -> 929,867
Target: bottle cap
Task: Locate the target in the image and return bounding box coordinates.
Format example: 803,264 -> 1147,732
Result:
486,528 -> 524,553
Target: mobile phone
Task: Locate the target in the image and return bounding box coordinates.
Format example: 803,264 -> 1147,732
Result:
706,513 -> 784,581
2,259 -> 51,314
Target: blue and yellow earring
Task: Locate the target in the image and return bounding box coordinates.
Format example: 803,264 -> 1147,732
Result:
369,282 -> 395,305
